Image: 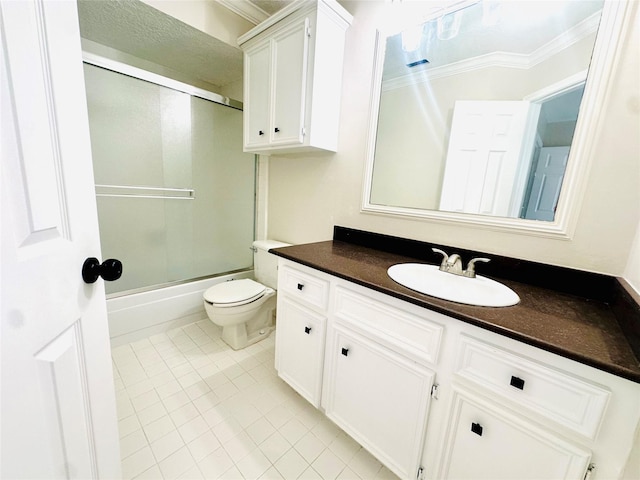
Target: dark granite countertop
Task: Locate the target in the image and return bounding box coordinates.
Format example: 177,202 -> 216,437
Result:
271,237 -> 640,384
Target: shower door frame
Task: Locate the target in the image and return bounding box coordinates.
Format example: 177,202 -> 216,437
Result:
83,52 -> 243,111
83,53 -> 258,299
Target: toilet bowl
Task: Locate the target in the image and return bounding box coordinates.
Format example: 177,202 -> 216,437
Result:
203,240 -> 289,350
204,278 -> 276,350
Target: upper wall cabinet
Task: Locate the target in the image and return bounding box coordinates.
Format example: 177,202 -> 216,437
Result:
238,0 -> 353,155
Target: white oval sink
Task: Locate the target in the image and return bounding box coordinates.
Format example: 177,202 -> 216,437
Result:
388,263 -> 519,307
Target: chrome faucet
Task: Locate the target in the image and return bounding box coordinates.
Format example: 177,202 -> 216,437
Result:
432,248 -> 490,278
463,257 -> 490,278
445,253 -> 463,275
432,248 -> 450,271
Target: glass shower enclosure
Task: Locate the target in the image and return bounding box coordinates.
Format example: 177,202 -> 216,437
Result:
84,60 -> 256,295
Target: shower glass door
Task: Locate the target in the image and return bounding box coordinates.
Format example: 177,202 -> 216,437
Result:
84,63 -> 255,295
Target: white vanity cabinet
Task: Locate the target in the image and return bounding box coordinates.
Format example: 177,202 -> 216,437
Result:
238,0 -> 352,154
324,326 -> 434,479
430,330 -> 639,480
453,335 -> 610,440
273,258 -> 640,480
323,282 -> 442,479
437,337 -> 604,480
437,389 -> 592,480
275,262 -> 330,407
275,260 -> 443,479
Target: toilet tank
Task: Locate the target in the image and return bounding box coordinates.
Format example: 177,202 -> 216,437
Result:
253,240 -> 290,290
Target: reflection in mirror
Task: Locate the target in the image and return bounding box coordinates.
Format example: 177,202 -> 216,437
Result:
368,0 -> 603,223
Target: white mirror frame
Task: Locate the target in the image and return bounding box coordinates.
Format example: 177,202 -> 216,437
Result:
361,0 -> 631,239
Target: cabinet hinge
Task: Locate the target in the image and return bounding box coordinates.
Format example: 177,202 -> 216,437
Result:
583,463 -> 596,480
302,127 -> 306,137
306,26 -> 311,37
430,383 -> 439,400
416,466 -> 424,480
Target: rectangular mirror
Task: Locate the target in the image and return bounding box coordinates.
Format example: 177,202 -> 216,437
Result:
362,0 -> 628,238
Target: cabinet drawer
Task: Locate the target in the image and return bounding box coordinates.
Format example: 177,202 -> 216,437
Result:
333,284 -> 443,366
455,336 -> 610,439
279,264 -> 329,311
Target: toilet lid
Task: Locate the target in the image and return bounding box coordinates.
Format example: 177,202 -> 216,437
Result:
204,279 -> 266,305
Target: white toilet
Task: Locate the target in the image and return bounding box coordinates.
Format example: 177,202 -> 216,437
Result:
203,240 -> 289,350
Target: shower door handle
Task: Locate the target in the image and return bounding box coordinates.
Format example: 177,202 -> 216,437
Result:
82,257 -> 123,284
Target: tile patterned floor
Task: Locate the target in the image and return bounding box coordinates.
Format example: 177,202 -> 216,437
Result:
112,320 -> 400,480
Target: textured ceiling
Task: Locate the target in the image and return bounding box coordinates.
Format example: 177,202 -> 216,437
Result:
248,0 -> 292,16
77,0 -> 245,89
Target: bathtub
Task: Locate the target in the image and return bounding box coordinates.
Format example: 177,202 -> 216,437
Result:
107,270 -> 253,346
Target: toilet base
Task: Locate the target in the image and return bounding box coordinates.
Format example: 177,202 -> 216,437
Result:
219,303 -> 276,350
221,323 -> 274,350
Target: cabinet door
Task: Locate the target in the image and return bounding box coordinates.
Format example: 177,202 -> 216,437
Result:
324,327 -> 434,479
270,17 -> 309,146
439,391 -> 591,480
244,41 -> 271,148
276,297 -> 326,407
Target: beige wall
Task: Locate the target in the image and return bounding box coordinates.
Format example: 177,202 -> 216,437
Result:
625,221 -> 640,293
267,0 -> 640,276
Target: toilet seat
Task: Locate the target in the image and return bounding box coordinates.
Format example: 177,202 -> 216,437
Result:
204,279 -> 267,308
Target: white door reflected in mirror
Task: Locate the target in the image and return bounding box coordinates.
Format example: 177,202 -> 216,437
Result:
439,100 -> 541,218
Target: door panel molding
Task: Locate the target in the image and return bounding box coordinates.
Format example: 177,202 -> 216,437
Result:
36,322 -> 97,478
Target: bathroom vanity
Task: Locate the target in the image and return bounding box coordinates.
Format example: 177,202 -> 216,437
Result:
271,228 -> 640,480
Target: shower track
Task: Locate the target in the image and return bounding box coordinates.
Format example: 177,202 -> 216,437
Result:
82,51 -> 243,110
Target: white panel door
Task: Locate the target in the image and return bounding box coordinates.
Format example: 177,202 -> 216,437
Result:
1,1 -> 121,478
271,17 -> 309,146
324,327 -> 434,479
438,391 -> 591,480
244,41 -> 271,149
439,100 -> 540,217
275,297 -> 326,407
524,146 -> 570,221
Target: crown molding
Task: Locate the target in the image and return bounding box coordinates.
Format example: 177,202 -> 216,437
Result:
216,0 -> 269,25
238,0 -> 353,46
383,11 -> 601,91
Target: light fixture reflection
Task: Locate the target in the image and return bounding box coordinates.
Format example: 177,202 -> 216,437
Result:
401,24 -> 423,52
437,10 -> 463,40
482,0 -> 501,26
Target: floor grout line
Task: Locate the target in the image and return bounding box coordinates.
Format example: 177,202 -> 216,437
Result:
112,319 -> 399,480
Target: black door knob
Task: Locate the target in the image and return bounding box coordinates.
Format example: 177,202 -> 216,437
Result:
274,127 -> 280,133
82,257 -> 123,284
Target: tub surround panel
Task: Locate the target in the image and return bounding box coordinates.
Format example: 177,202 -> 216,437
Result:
270,227 -> 640,383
